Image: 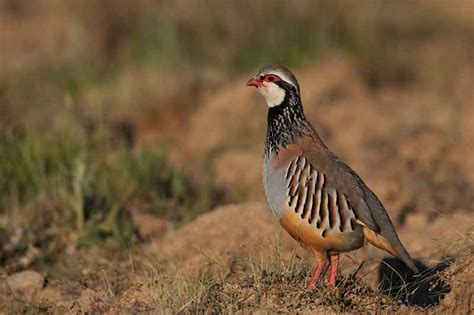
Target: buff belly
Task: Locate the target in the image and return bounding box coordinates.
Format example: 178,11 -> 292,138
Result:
279,209 -> 365,253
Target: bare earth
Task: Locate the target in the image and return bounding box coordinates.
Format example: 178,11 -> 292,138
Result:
2,56 -> 472,313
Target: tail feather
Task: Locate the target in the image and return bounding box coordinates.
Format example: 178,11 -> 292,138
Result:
363,227 -> 419,274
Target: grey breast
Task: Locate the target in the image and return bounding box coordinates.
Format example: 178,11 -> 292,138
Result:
263,154 -> 291,217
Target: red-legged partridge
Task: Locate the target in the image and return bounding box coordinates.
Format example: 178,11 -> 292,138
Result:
247,65 -> 418,288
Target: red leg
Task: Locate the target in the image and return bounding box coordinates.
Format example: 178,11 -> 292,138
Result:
328,254 -> 339,287
306,259 -> 327,289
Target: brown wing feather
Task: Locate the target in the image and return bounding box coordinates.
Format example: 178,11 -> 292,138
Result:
300,138 -> 419,273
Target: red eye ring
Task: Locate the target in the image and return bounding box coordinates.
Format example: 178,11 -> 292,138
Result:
264,75 -> 279,82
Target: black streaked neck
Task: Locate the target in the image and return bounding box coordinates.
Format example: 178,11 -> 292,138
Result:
265,89 -> 309,156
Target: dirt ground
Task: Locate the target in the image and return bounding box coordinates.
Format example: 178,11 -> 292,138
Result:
2,55 -> 473,313
1,1 -> 473,313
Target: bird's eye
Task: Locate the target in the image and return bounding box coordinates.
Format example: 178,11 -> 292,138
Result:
267,76 -> 275,82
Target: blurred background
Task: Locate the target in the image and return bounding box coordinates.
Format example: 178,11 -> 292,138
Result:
0,0 -> 473,312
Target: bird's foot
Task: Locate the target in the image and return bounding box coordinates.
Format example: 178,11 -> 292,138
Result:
328,254 -> 339,287
306,261 -> 327,290
305,278 -> 318,289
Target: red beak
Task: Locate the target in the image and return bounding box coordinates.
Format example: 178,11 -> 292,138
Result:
246,77 -> 261,88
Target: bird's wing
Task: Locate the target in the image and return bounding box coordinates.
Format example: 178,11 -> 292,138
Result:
300,148 -> 380,231
301,147 -> 419,273
284,154 -> 361,234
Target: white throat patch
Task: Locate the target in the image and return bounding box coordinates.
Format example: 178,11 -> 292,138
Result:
258,82 -> 286,108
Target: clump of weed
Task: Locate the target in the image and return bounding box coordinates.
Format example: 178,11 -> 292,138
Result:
0,106 -> 222,271
144,247 -> 403,313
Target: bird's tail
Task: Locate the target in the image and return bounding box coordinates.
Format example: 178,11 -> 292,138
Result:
363,227 -> 419,274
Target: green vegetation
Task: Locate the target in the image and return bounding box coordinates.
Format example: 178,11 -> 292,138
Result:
0,0 -> 470,270
2,1 -> 466,134
0,1 -> 473,313
0,107 -> 221,270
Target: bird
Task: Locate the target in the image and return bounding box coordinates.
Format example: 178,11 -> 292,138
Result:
246,65 -> 419,288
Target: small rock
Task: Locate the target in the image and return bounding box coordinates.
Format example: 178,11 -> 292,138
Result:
6,270 -> 45,300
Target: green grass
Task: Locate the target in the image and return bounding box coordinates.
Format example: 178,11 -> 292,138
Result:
0,0 -> 471,298
1,0 -> 465,134
0,107 -> 222,270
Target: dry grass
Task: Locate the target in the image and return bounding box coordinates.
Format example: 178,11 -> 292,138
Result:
0,0 -> 473,313
0,108 -> 223,273
3,232 -> 472,314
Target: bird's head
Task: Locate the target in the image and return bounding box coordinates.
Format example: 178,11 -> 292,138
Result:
246,65 -> 300,108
